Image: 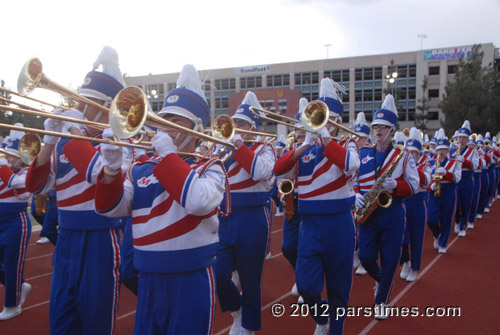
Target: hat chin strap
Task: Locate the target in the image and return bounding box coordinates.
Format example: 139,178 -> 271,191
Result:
177,120 -> 202,152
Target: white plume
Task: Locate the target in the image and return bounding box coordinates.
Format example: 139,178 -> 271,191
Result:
241,91 -> 263,109
461,120 -> 471,131
436,128 -> 446,140
298,97 -> 308,114
319,78 -> 345,103
176,64 -> 207,103
381,94 -> 398,116
394,131 -> 407,144
355,112 -> 368,126
409,127 -> 422,143
92,46 -> 126,87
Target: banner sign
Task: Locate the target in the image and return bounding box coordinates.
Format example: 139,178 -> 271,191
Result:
424,47 -> 474,61
234,65 -> 270,75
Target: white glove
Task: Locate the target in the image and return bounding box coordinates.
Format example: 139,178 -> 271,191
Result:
231,134 -> 244,145
0,158 -> 9,166
132,148 -> 147,161
304,132 -> 318,147
43,108 -> 64,145
436,167 -> 447,175
152,132 -> 177,158
319,127 -> 332,140
62,108 -> 86,134
456,155 -> 465,163
382,177 -> 397,191
100,128 -> 123,170
355,193 -> 365,209
430,182 -> 436,191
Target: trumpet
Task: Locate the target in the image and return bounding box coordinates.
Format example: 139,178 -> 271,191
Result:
250,100 -> 359,138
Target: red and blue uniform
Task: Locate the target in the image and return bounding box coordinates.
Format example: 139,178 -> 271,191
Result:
274,138 -> 359,335
215,141 -> 275,332
26,137 -> 122,335
355,144 -> 419,305
0,165 -> 31,309
427,157 -> 462,248
95,153 -> 227,335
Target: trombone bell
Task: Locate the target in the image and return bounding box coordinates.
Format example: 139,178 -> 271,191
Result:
19,133 -> 42,165
18,57 -> 43,97
109,86 -> 148,139
212,115 -> 235,142
300,100 -> 329,133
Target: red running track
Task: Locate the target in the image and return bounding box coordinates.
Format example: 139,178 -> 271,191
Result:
1,199 -> 500,334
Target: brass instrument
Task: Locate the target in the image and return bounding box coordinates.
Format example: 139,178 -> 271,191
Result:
250,100 -> 359,138
402,128 -> 410,137
0,133 -> 41,165
286,131 -> 297,150
278,179 -> 295,220
35,193 -> 48,217
0,86 -> 62,110
353,145 -> 406,225
433,155 -> 443,197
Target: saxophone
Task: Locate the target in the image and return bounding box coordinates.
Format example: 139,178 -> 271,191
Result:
354,145 -> 406,225
433,156 -> 443,197
278,179 -> 295,220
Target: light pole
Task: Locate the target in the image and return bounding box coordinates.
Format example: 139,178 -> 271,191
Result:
417,34 -> 427,50
324,44 -> 332,59
385,71 -> 398,96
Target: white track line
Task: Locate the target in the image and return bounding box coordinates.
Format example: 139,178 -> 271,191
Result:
358,235 -> 460,335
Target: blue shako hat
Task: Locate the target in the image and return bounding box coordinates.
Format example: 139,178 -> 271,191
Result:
406,127 -> 423,152
373,94 -> 398,128
353,112 -> 370,137
435,128 -> 450,150
2,123 -> 24,156
484,132 -> 492,144
158,64 -> 210,129
232,91 -> 263,129
429,130 -> 438,145
317,78 -> 344,120
275,135 -> 286,149
467,135 -> 476,147
78,46 -> 126,103
476,134 -> 484,147
457,120 -> 471,137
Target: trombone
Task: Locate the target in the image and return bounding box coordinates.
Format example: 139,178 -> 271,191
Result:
249,100 -> 359,139
0,133 -> 42,165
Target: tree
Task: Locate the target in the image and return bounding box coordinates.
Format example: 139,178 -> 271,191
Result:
0,80 -> 46,138
440,44 -> 500,136
415,75 -> 430,131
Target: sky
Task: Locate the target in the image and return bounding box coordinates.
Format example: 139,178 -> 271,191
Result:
1,0 -> 500,105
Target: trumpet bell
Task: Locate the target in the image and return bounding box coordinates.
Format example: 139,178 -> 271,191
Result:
301,100 -> 329,133
212,115 -> 235,142
109,86 -> 148,139
19,133 -> 42,165
18,57 -> 43,97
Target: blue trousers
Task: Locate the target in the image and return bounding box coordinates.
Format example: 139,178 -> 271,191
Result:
0,211 -> 31,307
41,197 -> 59,245
358,202 -> 405,305
295,211 -> 354,335
134,267 -> 216,335
477,170 -> 489,215
427,184 -> 457,248
49,228 -> 121,335
401,194 -> 427,271
215,206 -> 269,331
282,201 -> 301,271
468,173 -> 481,223
455,171 -> 474,230
120,216 -> 138,296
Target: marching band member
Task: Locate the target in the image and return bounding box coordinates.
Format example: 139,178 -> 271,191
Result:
274,78 -> 360,335
354,94 -> 419,319
214,91 -> 275,335
25,46 -> 125,334
452,121 -> 478,237
352,112 -> 371,276
400,128 -> 431,282
467,135 -> 482,228
95,64 -> 227,334
428,131 -> 438,159
476,135 -> 489,219
0,126 -> 32,320
483,133 -> 500,212
276,98 -> 307,298
272,135 -> 286,217
427,129 -> 461,254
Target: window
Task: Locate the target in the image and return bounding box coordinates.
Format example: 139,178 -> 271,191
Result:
240,76 -> 262,89
428,110 -> 439,120
429,66 -> 440,75
409,65 -> 416,77
364,68 -> 373,80
374,67 -> 382,80
355,69 -> 363,81
267,74 -> 290,88
428,89 -> 439,98
167,82 -> 176,91
448,65 -> 457,74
